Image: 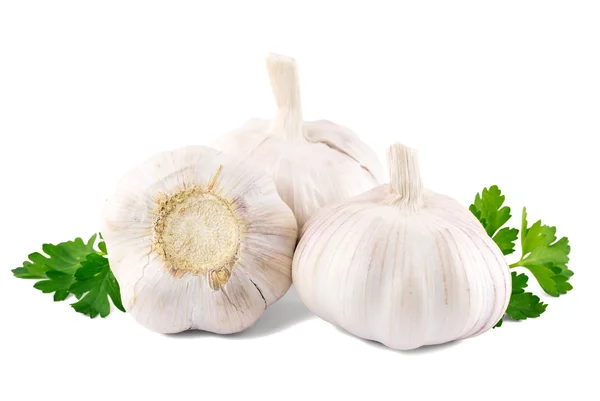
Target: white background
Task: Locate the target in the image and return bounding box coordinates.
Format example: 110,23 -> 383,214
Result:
1,1 -> 598,400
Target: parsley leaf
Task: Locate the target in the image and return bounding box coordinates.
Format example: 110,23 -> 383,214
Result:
12,235 -> 98,299
511,270 -> 529,293
33,270 -> 77,301
69,253 -> 125,318
12,235 -> 97,279
504,272 -> 547,320
13,234 -> 125,318
511,208 -> 573,297
494,271 -> 547,327
471,186 -> 572,327
469,185 -> 511,236
469,185 -> 518,255
507,292 -> 548,320
490,227 -> 519,256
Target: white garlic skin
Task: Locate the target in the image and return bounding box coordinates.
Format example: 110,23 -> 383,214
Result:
292,146 -> 511,350
102,146 -> 297,334
212,54 -> 383,230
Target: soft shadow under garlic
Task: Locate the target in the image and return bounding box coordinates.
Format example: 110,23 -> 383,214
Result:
333,326 -> 463,355
168,286 -> 314,339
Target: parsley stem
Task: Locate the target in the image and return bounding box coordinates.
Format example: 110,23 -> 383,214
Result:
509,261 -> 522,268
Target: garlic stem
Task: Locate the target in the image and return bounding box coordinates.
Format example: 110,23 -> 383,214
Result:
265,53 -> 305,143
387,143 -> 424,208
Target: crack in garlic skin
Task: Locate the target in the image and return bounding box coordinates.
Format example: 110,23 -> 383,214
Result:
152,188 -> 242,280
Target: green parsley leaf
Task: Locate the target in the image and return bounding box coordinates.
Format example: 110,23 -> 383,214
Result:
511,208 -> 573,297
494,272 -> 548,327
13,234 -> 125,318
13,235 -> 99,301
491,227 -> 519,256
12,235 -> 97,279
469,185 -> 518,255
505,272 -> 547,320
33,270 -> 77,302
469,185 -> 512,236
510,271 -> 529,294
472,186 -> 572,328
506,292 -> 548,320
69,253 -> 125,318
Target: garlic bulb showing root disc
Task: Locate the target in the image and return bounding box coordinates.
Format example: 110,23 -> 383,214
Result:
293,143 -> 511,350
212,54 -> 383,230
101,146 -> 298,334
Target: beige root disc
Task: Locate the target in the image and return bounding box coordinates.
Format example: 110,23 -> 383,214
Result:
153,186 -> 242,288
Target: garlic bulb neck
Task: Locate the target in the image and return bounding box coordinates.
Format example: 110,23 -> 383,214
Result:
387,143 -> 424,209
266,53 -> 306,144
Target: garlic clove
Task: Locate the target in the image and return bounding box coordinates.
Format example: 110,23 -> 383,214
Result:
125,258 -> 196,333
292,143 -> 511,350
102,146 -> 297,334
190,268 -> 268,334
212,54 -> 383,230
304,120 -> 384,183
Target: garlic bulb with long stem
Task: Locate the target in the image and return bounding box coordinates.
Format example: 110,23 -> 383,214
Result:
292,143 -> 511,350
101,146 -> 298,334
212,54 -> 383,230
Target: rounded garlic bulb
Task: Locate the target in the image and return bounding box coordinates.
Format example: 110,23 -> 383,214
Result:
293,143 -> 511,350
212,54 -> 383,230
101,146 -> 298,334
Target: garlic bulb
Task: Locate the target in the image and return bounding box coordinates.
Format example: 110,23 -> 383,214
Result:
292,143 -> 511,350
212,54 -> 383,230
101,146 -> 298,334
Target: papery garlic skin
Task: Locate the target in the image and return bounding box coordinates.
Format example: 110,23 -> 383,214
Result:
292,144 -> 511,350
212,54 -> 383,230
101,146 -> 297,334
